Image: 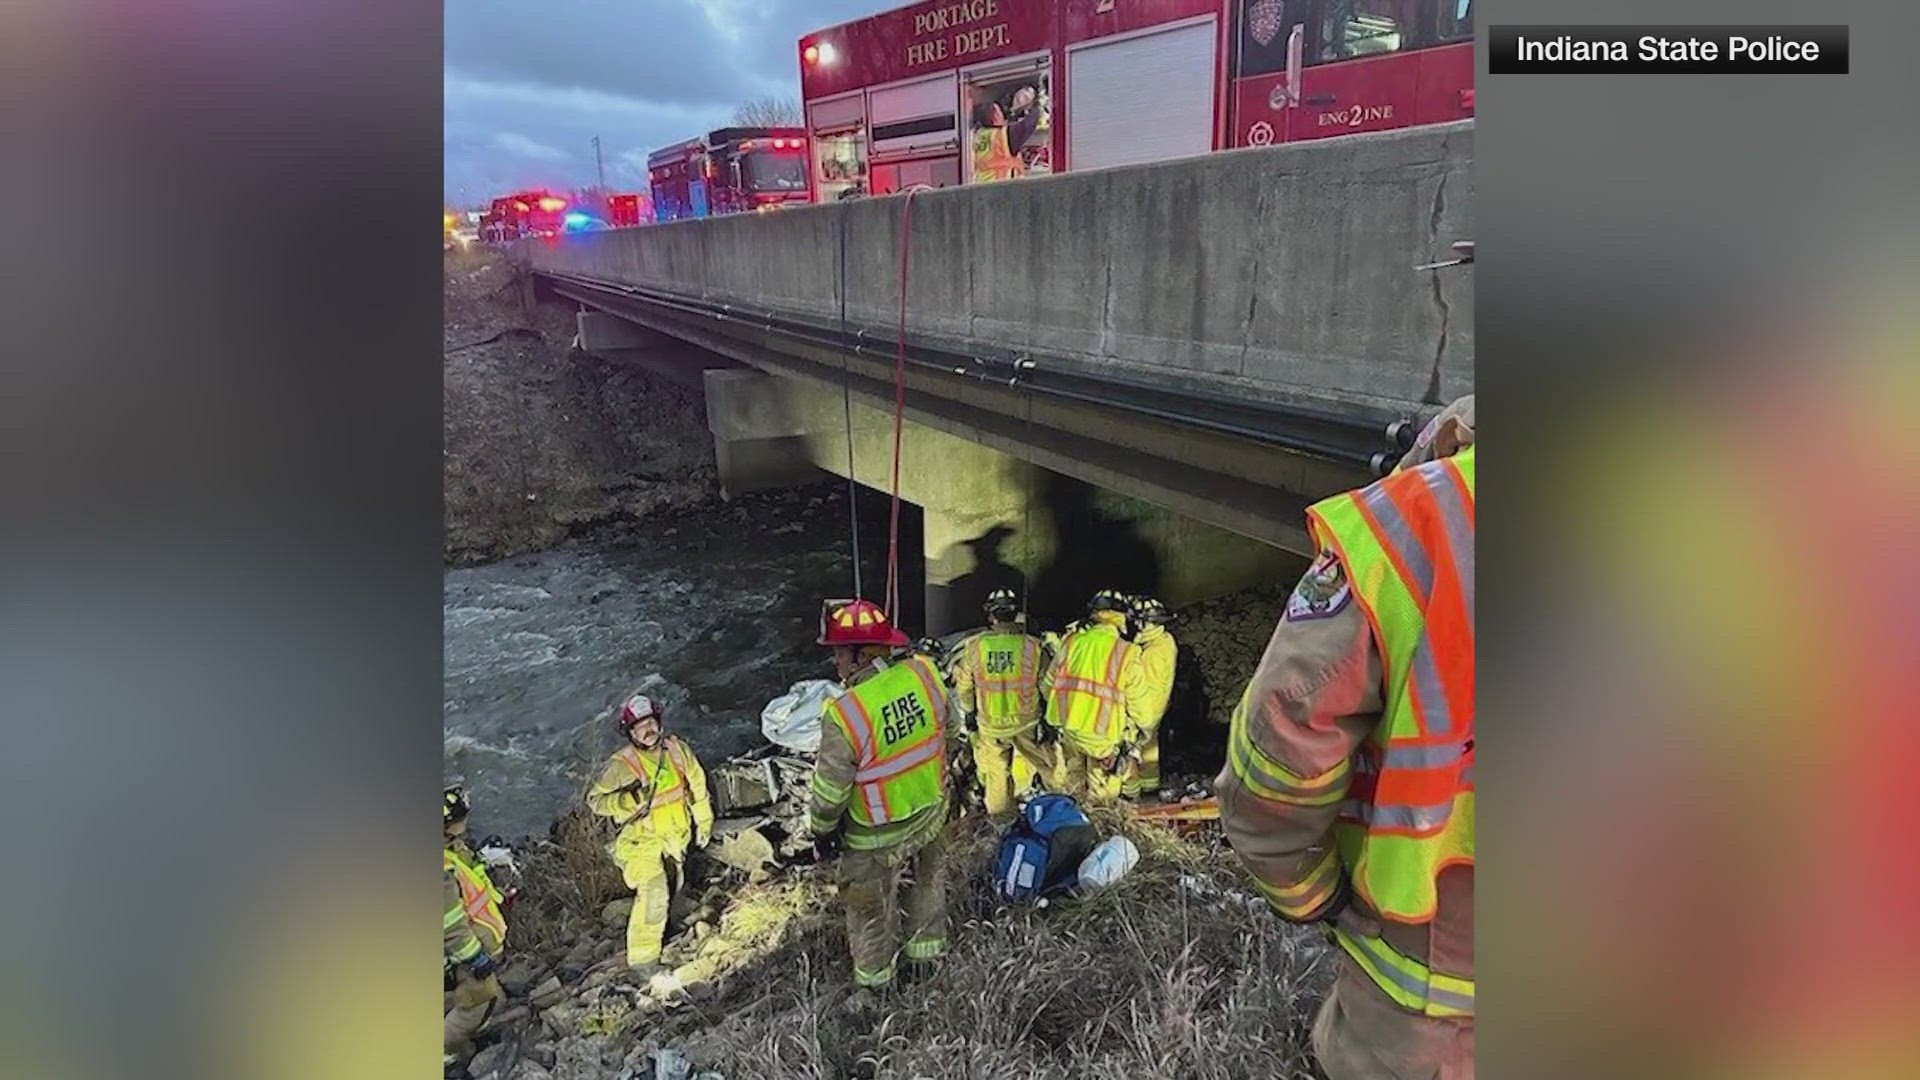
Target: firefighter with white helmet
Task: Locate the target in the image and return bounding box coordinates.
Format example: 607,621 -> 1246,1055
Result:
808,598 -> 955,992
586,691 -> 714,973
443,785 -> 507,1052
948,587 -> 1052,821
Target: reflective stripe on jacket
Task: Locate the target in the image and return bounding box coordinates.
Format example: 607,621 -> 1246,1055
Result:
1334,923 -> 1475,1019
963,632 -> 1044,737
444,843 -> 506,961
815,655 -> 949,837
1307,445 -> 1476,924
1046,622 -> 1133,757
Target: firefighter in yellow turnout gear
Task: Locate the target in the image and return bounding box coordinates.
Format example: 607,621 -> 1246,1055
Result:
1122,595 -> 1177,798
949,588 -> 1052,821
808,599 -> 954,990
1042,590 -> 1151,805
443,785 -> 507,1051
586,693 -> 714,971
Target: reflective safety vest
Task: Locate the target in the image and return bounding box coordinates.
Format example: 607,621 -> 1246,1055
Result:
1307,444 -> 1475,924
964,631 -> 1044,738
444,843 -> 507,959
973,126 -> 1025,183
1046,622 -> 1133,757
824,655 -> 949,830
610,738 -> 697,839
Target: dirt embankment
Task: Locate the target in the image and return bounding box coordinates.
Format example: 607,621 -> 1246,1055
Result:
443,248 -> 718,565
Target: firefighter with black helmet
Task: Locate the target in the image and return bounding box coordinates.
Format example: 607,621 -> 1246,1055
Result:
1122,595 -> 1178,798
443,784 -> 507,1052
949,587 -> 1052,821
1041,589 -> 1150,804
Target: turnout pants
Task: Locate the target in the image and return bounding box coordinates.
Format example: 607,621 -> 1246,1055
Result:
839,827 -> 948,988
443,970 -> 503,1049
1312,954 -> 1475,1080
613,827 -> 688,967
973,731 -> 1049,820
1053,741 -> 1125,806
1121,727 -> 1162,797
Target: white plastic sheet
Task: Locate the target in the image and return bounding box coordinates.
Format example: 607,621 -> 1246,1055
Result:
760,679 -> 843,753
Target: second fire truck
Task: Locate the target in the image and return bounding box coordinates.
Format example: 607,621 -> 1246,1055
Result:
646,127 -> 812,222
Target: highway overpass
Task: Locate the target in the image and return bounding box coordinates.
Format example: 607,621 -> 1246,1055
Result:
518,121 -> 1473,633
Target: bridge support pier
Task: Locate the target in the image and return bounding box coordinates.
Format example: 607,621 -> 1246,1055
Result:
702,367 -> 1305,636
703,369 -> 827,499
575,310 -> 676,351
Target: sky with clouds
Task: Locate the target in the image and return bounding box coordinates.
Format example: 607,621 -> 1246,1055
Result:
445,0 -> 880,205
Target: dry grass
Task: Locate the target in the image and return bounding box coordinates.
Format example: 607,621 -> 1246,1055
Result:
510,808 -> 630,958
624,813 -> 1336,1080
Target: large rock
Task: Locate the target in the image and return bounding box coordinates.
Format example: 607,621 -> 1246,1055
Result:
563,937 -> 597,968
600,898 -> 633,927
466,1041 -> 518,1079
497,958 -> 540,998
527,976 -> 566,1010
510,1062 -> 553,1080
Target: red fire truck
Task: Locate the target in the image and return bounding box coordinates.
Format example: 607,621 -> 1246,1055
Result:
796,0 -> 1473,200
607,192 -> 651,228
479,190 -> 570,242
646,128 -> 812,222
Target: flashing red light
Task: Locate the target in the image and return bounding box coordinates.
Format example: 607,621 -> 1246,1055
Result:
537,197 -> 566,212
803,44 -> 819,64
513,201 -> 529,212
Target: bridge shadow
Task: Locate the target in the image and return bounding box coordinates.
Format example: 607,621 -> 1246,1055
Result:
1025,470 -> 1162,632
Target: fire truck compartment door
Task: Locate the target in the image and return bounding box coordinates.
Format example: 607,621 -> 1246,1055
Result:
1068,19 -> 1218,172
809,95 -> 864,133
868,73 -> 959,159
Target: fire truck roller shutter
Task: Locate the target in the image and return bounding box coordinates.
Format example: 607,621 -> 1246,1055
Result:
868,73 -> 959,159
1068,19 -> 1218,172
809,95 -> 865,133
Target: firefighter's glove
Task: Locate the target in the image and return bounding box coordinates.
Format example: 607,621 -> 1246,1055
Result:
1035,722 -> 1059,746
464,951 -> 498,981
1311,876 -> 1353,927
812,828 -> 844,862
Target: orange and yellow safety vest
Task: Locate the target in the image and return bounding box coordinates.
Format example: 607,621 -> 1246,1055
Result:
973,126 -> 1025,184
821,655 -> 949,835
963,631 -> 1044,738
443,843 -> 506,961
1046,622 -> 1133,757
1309,445 -> 1475,1016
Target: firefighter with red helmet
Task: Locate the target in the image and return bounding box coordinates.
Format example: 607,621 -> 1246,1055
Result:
586,691 -> 713,974
808,599 -> 956,995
